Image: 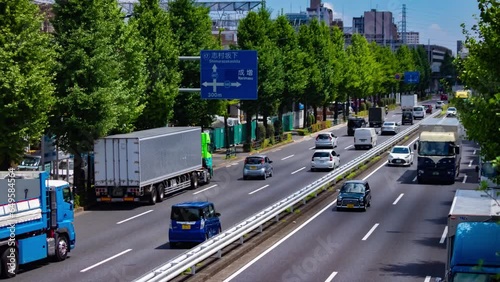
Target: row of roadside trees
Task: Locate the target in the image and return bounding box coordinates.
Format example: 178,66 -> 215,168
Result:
1,0 -> 431,192
235,7 -> 431,145
453,0 -> 500,184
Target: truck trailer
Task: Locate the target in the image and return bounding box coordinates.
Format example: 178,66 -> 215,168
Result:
0,171 -> 75,278
94,127 -> 213,205
368,107 -> 385,127
441,189 -> 500,281
400,94 -> 418,111
414,118 -> 463,184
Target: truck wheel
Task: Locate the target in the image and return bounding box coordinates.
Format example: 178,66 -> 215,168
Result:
149,186 -> 157,205
190,173 -> 198,189
1,247 -> 18,278
156,183 -> 164,203
54,235 -> 69,261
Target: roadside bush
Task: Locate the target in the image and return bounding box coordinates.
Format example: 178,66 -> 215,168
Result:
266,124 -> 275,139
360,102 -> 367,111
297,129 -> 309,136
257,124 -> 266,140
308,114 -> 315,126
273,120 -> 282,136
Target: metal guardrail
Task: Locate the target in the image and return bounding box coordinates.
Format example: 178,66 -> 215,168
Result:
134,111 -> 440,282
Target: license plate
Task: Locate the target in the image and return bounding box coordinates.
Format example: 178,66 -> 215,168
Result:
347,204 -> 354,208
112,187 -> 123,197
182,224 -> 191,230
433,172 -> 439,175
360,139 -> 366,142
250,166 -> 257,170
320,160 -> 325,163
396,160 -> 402,163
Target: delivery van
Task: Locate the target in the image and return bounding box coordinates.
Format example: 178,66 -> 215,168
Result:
354,128 -> 377,150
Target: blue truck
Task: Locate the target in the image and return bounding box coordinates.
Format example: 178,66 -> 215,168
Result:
440,189 -> 500,281
0,170 -> 75,278
447,222 -> 500,281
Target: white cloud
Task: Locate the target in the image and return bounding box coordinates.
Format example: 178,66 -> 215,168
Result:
429,23 -> 442,31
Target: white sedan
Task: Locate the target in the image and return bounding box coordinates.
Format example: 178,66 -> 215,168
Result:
388,145 -> 414,166
446,107 -> 457,117
315,132 -> 338,149
311,150 -> 340,171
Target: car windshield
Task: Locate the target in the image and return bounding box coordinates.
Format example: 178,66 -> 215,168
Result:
383,122 -> 395,126
318,134 -> 330,139
413,107 -> 423,111
481,162 -> 499,178
452,273 -> 498,282
418,141 -> 455,156
171,207 -> 202,221
392,147 -> 409,154
20,157 -> 39,166
341,183 -> 365,193
246,157 -> 263,164
313,152 -> 330,158
448,107 -> 456,111
59,161 -> 74,170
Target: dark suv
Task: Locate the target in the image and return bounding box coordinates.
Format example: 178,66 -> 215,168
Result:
401,111 -> 413,125
336,180 -> 372,211
347,117 -> 367,136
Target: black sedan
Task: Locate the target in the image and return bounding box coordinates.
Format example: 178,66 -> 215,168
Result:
336,180 -> 372,211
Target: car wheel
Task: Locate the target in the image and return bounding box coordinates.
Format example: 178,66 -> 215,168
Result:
269,169 -> 273,177
243,175 -> 247,180
311,168 -> 316,172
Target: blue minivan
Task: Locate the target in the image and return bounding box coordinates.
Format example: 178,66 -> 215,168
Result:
169,202 -> 222,247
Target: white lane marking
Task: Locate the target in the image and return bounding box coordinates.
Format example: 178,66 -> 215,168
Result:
440,226 -> 448,244
274,148 -> 282,152
223,200 -> 338,282
80,249 -> 132,272
281,154 -> 294,160
193,184 -> 218,195
412,176 -> 417,182
248,185 -> 270,195
424,276 -> 431,282
116,210 -> 153,225
309,146 -> 316,150
344,145 -> 353,150
291,167 -> 306,174
325,271 -> 338,282
462,174 -> 468,183
232,162 -> 238,165
392,193 -> 404,205
362,223 -> 380,241
473,150 -> 476,155
468,160 -> 473,167
362,162 -> 386,180
226,165 -> 232,168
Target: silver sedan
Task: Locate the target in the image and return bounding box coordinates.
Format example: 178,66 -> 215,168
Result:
381,121 -> 400,135
315,133 -> 338,148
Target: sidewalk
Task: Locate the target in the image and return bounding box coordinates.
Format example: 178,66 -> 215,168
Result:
210,121 -> 348,170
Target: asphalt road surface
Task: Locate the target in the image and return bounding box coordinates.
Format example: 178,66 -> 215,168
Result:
11,100 -> 437,282
220,138 -> 480,282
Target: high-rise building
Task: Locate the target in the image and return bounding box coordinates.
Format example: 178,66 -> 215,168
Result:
398,31 -> 419,44
351,9 -> 398,44
457,40 -> 464,55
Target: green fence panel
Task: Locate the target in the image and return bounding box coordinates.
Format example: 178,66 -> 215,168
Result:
241,121 -> 257,142
227,126 -> 235,146
283,113 -> 294,131
211,127 -> 225,150
234,124 -> 243,144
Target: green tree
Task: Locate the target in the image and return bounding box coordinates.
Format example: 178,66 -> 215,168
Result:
51,0 -> 144,192
396,45 -> 417,94
168,0 -> 223,128
0,0 -> 57,170
440,52 -> 458,88
327,26 -> 347,119
455,0 -> 500,184
131,0 -> 180,129
273,15 -> 307,133
371,44 -> 398,102
344,34 -> 376,114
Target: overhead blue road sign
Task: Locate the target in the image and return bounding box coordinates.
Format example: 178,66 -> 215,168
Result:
200,50 -> 258,100
404,71 -> 420,84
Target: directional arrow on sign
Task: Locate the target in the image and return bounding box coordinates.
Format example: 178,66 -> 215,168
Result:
202,81 -> 242,91
212,64 -> 217,72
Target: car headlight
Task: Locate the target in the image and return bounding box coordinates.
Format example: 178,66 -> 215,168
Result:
388,154 -> 394,160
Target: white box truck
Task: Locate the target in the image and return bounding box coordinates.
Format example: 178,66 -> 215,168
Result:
400,94 -> 417,111
94,127 -> 212,205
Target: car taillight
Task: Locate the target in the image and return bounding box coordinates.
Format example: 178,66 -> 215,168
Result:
329,136 -> 332,140
261,159 -> 265,164
330,156 -> 333,161
316,136 -> 319,140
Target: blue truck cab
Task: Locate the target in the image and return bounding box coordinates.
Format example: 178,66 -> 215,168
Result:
169,202 -> 221,247
448,222 -> 500,281
0,171 -> 75,278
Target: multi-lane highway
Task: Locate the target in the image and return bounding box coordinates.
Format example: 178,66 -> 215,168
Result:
12,102 -> 435,282
217,138 -> 480,282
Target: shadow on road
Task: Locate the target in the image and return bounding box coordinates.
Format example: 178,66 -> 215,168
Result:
379,260 -> 444,279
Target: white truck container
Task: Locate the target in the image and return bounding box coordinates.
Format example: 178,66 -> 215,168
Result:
442,189 -> 500,281
400,94 -> 418,111
94,127 -> 211,205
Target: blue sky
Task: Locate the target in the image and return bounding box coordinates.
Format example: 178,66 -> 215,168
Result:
263,0 -> 481,55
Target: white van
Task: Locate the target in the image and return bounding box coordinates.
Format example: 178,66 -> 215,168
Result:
354,128 -> 377,149
413,106 -> 425,119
